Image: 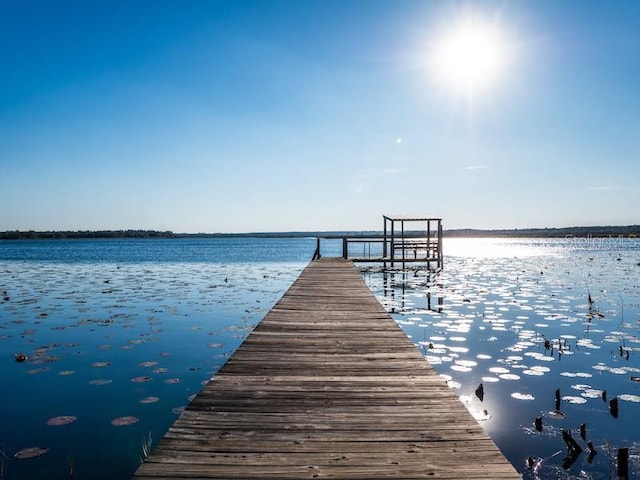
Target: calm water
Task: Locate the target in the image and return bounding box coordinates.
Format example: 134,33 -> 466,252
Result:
1,236 -> 639,479
0,237 -> 316,480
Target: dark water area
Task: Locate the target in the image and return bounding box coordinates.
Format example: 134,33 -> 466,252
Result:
1,236 -> 639,479
0,237 -> 316,479
0,236 -> 317,263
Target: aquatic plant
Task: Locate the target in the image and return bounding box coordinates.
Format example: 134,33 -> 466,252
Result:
0,445 -> 7,480
139,431 -> 152,464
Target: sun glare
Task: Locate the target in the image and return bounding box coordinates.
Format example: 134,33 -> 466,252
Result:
430,15 -> 509,95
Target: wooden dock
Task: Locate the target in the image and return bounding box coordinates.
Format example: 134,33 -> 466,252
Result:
133,258 -> 520,479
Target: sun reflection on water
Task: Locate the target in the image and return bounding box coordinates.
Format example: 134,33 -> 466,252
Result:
444,237 -> 564,258
364,238 -> 640,479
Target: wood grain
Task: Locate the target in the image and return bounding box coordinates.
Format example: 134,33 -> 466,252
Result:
133,258 -> 520,479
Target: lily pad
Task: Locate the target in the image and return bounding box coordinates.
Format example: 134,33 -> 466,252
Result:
91,361 -> 111,368
46,415 -> 77,426
89,379 -> 112,386
110,416 -> 139,426
140,396 -> 160,404
511,392 -> 535,400
14,447 -> 49,459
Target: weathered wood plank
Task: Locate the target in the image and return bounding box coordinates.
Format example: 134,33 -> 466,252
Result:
133,258 -> 520,479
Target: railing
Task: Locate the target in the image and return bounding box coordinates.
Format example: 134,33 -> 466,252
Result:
314,235 -> 443,269
312,237 -> 321,260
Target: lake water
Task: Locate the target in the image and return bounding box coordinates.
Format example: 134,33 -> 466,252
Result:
1,236 -> 638,479
363,236 -> 640,480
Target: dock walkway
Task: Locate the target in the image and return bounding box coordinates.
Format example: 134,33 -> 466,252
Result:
133,258 -> 520,479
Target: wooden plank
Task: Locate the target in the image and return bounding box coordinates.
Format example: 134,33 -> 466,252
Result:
133,258 -> 520,479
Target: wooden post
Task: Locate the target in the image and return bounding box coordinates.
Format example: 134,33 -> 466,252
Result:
618,447 -> 629,480
401,220 -> 405,269
383,216 -> 388,259
390,220 -> 395,268
610,397 -> 619,418
342,237 -> 348,259
438,220 -> 443,269
534,416 -> 543,432
427,219 -> 431,260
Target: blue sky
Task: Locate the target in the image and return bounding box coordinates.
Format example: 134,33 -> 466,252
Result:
1,1 -> 638,233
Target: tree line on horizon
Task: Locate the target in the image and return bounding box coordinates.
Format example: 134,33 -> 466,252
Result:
445,225 -> 640,238
0,230 -> 175,240
1,225 -> 639,240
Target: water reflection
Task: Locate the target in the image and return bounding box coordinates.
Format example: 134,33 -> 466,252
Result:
375,269 -> 444,314
0,260 -> 304,480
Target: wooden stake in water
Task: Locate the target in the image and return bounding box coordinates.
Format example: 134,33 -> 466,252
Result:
610,397 -> 619,418
534,416 -> 543,432
617,447 -> 629,480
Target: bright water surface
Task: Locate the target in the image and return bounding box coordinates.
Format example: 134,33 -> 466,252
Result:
1,236 -> 639,479
364,236 -> 640,480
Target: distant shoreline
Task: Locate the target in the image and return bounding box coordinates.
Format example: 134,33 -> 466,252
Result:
1,225 -> 639,240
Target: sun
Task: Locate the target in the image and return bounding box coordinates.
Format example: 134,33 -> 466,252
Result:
430,16 -> 509,95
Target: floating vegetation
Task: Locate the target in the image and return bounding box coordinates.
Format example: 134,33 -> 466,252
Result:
547,410 -> 566,419
14,447 -> 49,459
560,371 -> 592,378
511,392 -> 535,401
140,396 -> 160,404
138,361 -> 158,368
489,367 -> 510,375
91,361 -> 111,368
619,394 -> 640,403
46,415 -> 77,426
89,379 -> 112,386
561,396 -> 588,405
26,367 -> 50,375
471,409 -> 491,421
110,416 -> 139,426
